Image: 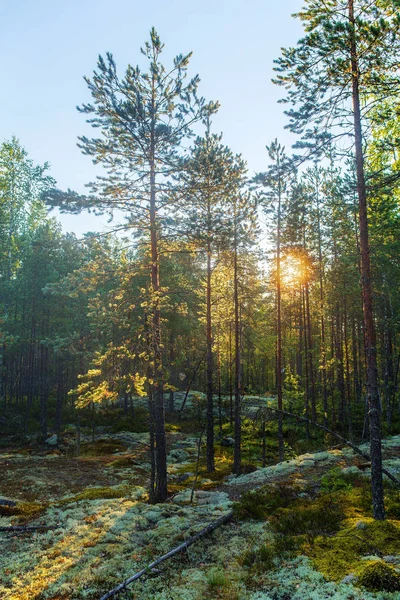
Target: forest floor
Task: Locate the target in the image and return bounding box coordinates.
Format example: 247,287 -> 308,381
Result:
1,401 -> 400,599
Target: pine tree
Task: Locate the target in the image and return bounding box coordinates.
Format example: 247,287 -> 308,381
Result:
45,29 -> 215,502
274,0 -> 400,518
178,127 -> 247,472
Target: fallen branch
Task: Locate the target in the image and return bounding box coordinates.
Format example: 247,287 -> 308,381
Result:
252,406 -> 400,488
98,512 -> 233,600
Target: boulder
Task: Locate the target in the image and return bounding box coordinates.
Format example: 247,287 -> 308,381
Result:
45,434 -> 58,446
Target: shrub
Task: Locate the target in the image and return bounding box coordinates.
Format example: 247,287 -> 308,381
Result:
233,483 -> 300,521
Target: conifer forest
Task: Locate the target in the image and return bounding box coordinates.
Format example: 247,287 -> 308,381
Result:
3,2 -> 400,599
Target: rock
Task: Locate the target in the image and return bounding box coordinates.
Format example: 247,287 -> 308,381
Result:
355,520 -> 367,530
220,437 -> 235,447
177,472 -> 193,483
383,555 -> 400,564
45,434 -> 58,446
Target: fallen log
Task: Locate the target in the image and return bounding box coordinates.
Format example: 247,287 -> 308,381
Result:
98,511 -> 233,600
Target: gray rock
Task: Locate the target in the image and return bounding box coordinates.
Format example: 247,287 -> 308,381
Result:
355,520 -> 367,530
45,434 -> 58,446
220,437 -> 235,447
383,555 -> 400,564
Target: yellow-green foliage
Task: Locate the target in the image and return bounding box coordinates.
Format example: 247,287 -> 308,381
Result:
310,519 -> 400,582
357,560 -> 400,592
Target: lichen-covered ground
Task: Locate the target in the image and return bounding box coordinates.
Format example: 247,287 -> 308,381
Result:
1,426 -> 400,600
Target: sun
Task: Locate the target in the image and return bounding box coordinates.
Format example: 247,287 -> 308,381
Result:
280,254 -> 304,287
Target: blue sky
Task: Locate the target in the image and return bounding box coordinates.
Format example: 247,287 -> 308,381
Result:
1,0 -> 303,234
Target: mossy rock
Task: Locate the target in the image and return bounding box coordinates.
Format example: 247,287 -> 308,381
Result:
357,560 -> 400,592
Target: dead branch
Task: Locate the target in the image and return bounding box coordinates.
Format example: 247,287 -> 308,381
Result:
98,512 -> 233,600
0,525 -> 59,533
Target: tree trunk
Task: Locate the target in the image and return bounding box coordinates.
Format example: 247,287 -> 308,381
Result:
149,149 -> 167,502
206,238 -> 215,472
233,213 -> 241,475
349,0 -> 384,520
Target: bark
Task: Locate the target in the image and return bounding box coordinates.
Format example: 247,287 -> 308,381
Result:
276,169 -> 284,461
233,215 -> 241,475
149,143 -> 167,502
349,0 -> 384,520
206,238 -> 215,472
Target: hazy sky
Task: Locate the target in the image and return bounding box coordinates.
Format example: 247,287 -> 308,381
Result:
1,0 -> 303,234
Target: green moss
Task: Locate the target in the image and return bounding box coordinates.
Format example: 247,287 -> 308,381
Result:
106,456 -> 134,468
79,439 -> 127,456
311,519 -> 400,581
357,560 -> 400,592
0,501 -> 46,522
57,486 -> 127,504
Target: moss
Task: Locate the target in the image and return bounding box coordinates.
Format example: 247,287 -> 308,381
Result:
79,439 -> 127,456
272,495 -> 345,544
57,486 -> 127,504
357,560 -> 400,592
106,456 -> 134,468
311,519 -> 400,581
0,501 -> 46,522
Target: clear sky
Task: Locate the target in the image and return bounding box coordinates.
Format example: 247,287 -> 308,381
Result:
1,0 -> 303,235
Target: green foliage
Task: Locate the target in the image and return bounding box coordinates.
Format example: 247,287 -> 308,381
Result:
233,482 -> 301,521
321,468 -> 353,494
241,544 -> 276,571
206,567 -> 230,587
272,495 -> 345,544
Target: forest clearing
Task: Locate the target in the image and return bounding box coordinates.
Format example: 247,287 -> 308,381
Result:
2,0 -> 400,598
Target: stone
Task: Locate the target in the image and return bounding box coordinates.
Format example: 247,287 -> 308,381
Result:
45,434 -> 58,446
220,437 -> 235,447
